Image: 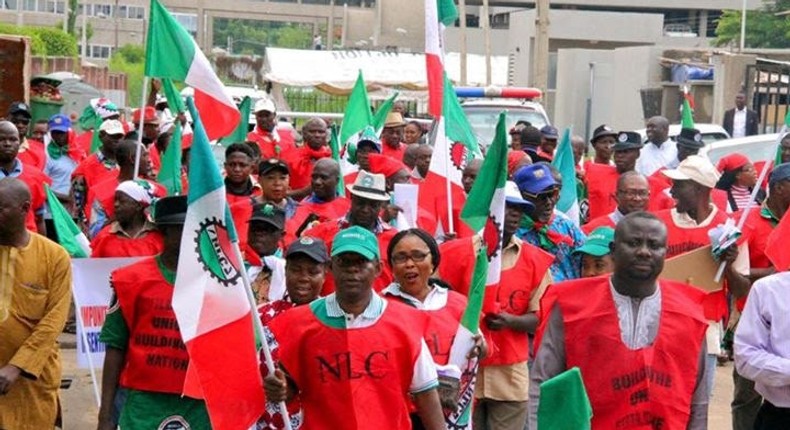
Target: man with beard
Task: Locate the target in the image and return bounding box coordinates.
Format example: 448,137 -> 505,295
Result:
263,226 -> 445,430
514,163 -> 586,281
286,118 -> 331,198
529,212 -> 710,429
247,99 -> 295,160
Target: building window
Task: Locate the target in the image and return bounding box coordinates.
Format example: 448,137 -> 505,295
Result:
128,5 -> 144,19
172,12 -> 197,37
46,1 -> 64,13
79,44 -> 114,59
1,0 -> 19,10
93,3 -> 111,17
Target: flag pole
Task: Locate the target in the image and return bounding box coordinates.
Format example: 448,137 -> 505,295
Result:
133,76 -> 150,181
230,242 -> 293,430
71,287 -> 101,407
442,118 -> 455,235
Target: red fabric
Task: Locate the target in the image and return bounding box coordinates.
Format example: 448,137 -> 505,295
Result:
285,197 -> 351,245
71,153 -> 118,190
76,130 -> 93,155
18,138 -> 46,170
736,208 -> 777,310
257,300 -> 301,429
269,300 -> 426,430
585,163 -> 618,220
302,221 -> 397,295
381,142 -> 406,163
717,153 -> 750,174
765,209 -> 790,273
424,189 -> 474,239
90,226 -> 164,258
581,214 -> 616,235
86,175 -> 166,220
284,145 -> 332,190
149,144 -> 161,175
132,106 -> 157,123
507,151 -> 528,177
227,193 -> 256,252
114,257 -> 190,394
538,277 -> 707,430
655,209 -> 732,321
711,189 -> 730,213
247,127 -> 295,160
18,165 -> 51,232
367,154 -> 408,178
646,175 -> 675,212
415,207 -> 438,237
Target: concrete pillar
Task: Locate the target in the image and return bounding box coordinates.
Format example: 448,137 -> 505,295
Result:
196,2 -> 205,49
699,9 -> 708,38
712,54 -> 757,125
327,10 -> 335,50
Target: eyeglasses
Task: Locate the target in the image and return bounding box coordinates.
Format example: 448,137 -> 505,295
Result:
617,190 -> 649,199
391,251 -> 430,265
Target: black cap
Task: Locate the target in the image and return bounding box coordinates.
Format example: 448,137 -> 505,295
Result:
285,236 -> 329,263
591,124 -> 617,143
676,127 -> 704,149
153,195 -> 188,225
612,131 -> 644,151
248,203 -> 285,230
259,158 -> 289,176
8,102 -> 31,118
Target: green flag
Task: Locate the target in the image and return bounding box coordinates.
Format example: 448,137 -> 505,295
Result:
329,124 -> 345,196
372,92 -> 400,131
89,116 -> 103,154
551,128 -> 581,225
161,78 -> 186,113
45,185 -> 91,258
157,121 -> 183,195
538,367 -> 592,430
220,96 -> 252,147
437,0 -> 459,26
340,70 -> 374,145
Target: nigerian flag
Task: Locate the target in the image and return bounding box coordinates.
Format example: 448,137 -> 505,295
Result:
46,185 -> 90,258
681,89 -> 695,129
551,128 -> 580,226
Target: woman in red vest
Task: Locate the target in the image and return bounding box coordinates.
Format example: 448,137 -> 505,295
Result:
382,229 -> 478,429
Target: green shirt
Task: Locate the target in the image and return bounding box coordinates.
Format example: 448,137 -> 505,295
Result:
99,256 -> 211,430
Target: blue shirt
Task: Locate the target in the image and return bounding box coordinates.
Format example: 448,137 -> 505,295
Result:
516,211 -> 586,282
45,151 -> 79,195
0,159 -> 23,178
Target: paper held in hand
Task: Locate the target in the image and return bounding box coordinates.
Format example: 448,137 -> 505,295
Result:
659,245 -> 723,292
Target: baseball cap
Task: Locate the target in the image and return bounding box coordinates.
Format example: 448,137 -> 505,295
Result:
254,98 -> 276,114
259,158 -> 289,176
513,163 -> 558,196
7,102 -> 31,118
347,170 -> 390,202
249,203 -> 285,230
573,227 -> 614,257
132,106 -> 159,125
48,114 -> 71,133
661,155 -> 720,189
540,125 -> 559,140
676,127 -> 704,150
591,124 -> 617,143
769,162 -> 790,186
504,180 -> 535,210
612,131 -> 644,151
285,236 -> 329,263
331,226 -> 380,260
153,195 -> 188,226
99,119 -> 126,135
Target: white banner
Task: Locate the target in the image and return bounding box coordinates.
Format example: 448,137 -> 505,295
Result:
72,258 -> 142,369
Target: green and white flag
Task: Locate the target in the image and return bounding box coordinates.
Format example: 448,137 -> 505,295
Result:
372,91 -> 399,132
45,185 -> 90,258
551,128 -> 580,226
157,120 -> 183,195
681,87 -> 695,129
445,112 -> 509,428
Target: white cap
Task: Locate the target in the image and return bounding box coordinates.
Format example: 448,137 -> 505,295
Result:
662,155 -> 720,189
99,119 -> 125,135
253,98 -> 276,114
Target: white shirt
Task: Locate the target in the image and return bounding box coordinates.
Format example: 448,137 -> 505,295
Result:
635,139 -> 678,177
735,272 -> 790,407
610,280 -> 661,350
732,108 -> 747,138
382,283 -> 449,310
246,255 -> 286,302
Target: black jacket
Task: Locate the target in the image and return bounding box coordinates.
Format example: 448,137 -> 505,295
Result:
723,108 -> 760,137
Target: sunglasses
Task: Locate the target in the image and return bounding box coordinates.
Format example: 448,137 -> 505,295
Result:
522,187 -> 560,202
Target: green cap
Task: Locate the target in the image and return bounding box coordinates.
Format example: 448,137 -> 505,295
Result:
573,227 -> 614,257
331,226 -> 380,260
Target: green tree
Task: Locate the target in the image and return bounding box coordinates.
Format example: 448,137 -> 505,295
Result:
109,44 -> 144,107
67,0 -> 78,35
0,24 -> 77,56
715,0 -> 790,48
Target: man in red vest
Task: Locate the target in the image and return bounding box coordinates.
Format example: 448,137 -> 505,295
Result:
97,195 -> 211,429
656,155 -> 751,406
264,226 -> 445,430
71,119 -> 124,226
6,102 -> 46,170
285,118 -> 331,199
247,98 -> 295,160
529,211 -> 709,429
380,112 -> 407,161
583,171 -> 649,234
286,158 -> 350,244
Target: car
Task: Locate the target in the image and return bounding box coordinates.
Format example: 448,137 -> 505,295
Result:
461,99 -> 551,149
699,133 -> 781,165
634,124 -> 730,146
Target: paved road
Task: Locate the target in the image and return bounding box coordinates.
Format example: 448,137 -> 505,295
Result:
58,333 -> 738,429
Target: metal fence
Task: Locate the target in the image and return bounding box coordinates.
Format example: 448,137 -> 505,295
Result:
746,62 -> 790,134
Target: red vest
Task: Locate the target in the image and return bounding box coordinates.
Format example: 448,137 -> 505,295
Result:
90,226 -> 165,258
542,278 -> 707,430
269,299 -> 426,430
581,214 -> 616,235
737,208 -> 777,310
585,163 -> 618,220
385,289 -> 466,366
655,209 -> 731,320
247,128 -> 295,160
72,153 -> 118,189
113,257 -> 190,394
17,165 -> 51,232
285,197 -> 351,245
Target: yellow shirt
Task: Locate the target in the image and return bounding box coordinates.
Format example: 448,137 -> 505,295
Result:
0,233 -> 72,430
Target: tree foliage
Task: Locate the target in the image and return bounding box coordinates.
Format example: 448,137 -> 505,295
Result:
213,19 -> 313,53
109,44 -> 144,108
715,0 -> 790,48
0,24 -> 77,56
